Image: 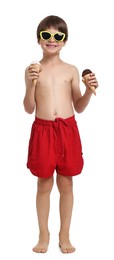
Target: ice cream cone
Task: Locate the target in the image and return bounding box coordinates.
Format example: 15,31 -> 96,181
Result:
31,61 -> 41,87
82,69 -> 96,95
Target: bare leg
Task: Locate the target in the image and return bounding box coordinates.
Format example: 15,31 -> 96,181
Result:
33,177 -> 53,253
56,175 -> 75,253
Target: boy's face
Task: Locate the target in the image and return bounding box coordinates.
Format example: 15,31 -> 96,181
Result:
38,27 -> 66,55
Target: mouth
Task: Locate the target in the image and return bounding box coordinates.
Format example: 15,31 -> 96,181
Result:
46,44 -> 57,48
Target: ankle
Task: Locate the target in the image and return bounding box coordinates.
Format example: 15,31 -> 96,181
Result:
39,231 -> 50,238
59,230 -> 69,238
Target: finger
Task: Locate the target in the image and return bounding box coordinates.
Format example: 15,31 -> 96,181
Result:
28,70 -> 39,76
28,71 -> 39,77
89,73 -> 95,77
89,82 -> 98,88
29,75 -> 39,81
88,79 -> 98,84
29,64 -> 41,71
88,75 -> 97,81
28,67 -> 38,72
28,76 -> 39,81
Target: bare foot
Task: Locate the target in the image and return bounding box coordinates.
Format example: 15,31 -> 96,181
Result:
32,233 -> 50,253
59,233 -> 76,253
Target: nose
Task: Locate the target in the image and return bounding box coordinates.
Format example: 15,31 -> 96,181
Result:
49,35 -> 55,42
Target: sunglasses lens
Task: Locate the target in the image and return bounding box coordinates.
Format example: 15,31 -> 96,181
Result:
54,33 -> 64,41
41,32 -> 51,40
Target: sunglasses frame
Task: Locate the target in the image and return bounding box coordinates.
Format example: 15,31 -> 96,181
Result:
40,31 -> 65,42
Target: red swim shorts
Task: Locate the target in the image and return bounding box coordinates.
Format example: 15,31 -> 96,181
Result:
27,115 -> 84,178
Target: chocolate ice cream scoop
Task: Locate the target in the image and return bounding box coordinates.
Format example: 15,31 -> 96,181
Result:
82,69 -> 96,95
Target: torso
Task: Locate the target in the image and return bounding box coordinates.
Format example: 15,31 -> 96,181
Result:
35,61 -> 75,120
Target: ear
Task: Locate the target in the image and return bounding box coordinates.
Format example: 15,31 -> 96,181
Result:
63,41 -> 66,47
37,39 -> 40,45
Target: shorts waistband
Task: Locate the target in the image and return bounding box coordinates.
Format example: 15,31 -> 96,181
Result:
34,115 -> 76,126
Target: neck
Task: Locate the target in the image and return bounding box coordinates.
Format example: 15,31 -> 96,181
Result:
40,53 -> 62,65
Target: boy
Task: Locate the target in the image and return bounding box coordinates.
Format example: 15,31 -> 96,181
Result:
23,15 -> 98,253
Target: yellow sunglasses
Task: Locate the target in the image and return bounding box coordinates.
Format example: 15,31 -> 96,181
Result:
40,31 -> 65,42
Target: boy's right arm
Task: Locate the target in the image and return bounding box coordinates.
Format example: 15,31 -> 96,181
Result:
23,64 -> 41,114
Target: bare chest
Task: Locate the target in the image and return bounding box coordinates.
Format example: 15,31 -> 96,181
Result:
37,68 -> 72,92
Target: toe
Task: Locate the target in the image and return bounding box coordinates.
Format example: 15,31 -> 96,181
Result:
33,248 -> 38,253
68,247 -> 75,253
59,244 -> 75,254
41,248 -> 47,253
59,245 -> 67,253
61,248 -> 68,253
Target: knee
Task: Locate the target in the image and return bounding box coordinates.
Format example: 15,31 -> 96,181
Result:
56,175 -> 73,194
38,177 -> 54,193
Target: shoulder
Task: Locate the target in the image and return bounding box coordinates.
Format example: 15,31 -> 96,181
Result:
63,62 -> 79,74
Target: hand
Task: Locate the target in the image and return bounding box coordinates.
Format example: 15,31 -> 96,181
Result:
25,63 -> 41,87
82,72 -> 98,94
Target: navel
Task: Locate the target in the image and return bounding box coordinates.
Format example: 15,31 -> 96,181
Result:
53,110 -> 58,116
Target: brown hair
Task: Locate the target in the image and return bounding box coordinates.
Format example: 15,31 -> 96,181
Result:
37,15 -> 68,42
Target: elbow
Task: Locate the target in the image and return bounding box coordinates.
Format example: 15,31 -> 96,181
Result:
75,109 -> 84,114
24,107 -> 34,114
76,108 -> 85,113
23,100 -> 35,114
76,110 -> 83,114
74,105 -> 84,114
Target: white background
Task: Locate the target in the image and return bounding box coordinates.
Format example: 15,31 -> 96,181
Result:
0,0 -> 114,259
